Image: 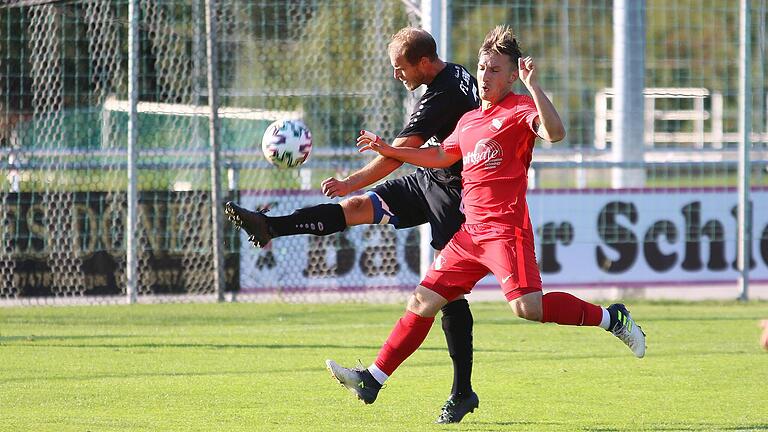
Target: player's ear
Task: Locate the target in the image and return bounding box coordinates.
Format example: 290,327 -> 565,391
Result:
509,56 -> 519,83
509,69 -> 519,84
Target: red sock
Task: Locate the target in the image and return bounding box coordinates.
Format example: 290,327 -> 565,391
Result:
374,311 -> 435,375
542,292 -> 602,326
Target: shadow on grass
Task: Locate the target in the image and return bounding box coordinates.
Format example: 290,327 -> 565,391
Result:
5,337 -> 750,361
6,342 -> 387,350
0,334 -> 139,343
0,340 -> 626,359
584,423 -> 768,431
0,368 -> 311,384
461,420 -> 565,430
0,336 -> 511,354
722,426 -> 768,431
480,315 -> 765,326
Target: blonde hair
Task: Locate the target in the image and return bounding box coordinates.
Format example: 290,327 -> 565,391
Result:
478,25 -> 522,64
388,27 -> 438,65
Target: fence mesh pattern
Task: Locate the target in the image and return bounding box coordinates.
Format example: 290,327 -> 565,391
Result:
1,1 -> 766,304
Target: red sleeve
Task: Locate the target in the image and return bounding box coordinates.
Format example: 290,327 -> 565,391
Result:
440,120 -> 462,157
517,95 -> 540,134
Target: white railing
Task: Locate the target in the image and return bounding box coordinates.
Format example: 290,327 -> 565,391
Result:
594,88 -> 768,150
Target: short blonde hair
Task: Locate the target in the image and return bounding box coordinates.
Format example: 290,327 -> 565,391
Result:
388,27 -> 438,65
478,25 -> 522,64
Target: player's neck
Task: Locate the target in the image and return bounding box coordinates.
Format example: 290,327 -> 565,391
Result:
481,89 -> 513,111
423,59 -> 447,85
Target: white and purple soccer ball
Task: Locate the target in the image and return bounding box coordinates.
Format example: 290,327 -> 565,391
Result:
261,119 -> 312,169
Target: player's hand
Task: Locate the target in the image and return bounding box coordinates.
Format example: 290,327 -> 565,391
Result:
356,130 -> 393,156
760,320 -> 768,351
518,56 -> 538,90
321,177 -> 353,198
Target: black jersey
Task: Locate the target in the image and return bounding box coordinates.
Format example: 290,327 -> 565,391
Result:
396,62 -> 480,187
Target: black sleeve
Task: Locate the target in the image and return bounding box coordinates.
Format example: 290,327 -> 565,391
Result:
396,90 -> 456,142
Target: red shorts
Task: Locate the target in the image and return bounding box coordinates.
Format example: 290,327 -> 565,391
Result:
421,223 -> 542,302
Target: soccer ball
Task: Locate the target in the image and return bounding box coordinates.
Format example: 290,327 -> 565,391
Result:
261,119 -> 312,169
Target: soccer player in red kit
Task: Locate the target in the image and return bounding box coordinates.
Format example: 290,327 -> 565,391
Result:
326,25 -> 646,408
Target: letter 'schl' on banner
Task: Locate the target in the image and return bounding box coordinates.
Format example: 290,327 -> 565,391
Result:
239,187 -> 768,292
532,188 -> 768,285
2,191 -> 239,297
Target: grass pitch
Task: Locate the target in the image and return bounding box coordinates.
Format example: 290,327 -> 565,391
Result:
1,300 -> 767,431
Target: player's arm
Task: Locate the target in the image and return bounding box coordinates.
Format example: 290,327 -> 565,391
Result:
518,56 -> 566,143
320,135 -> 424,198
356,131 -> 461,168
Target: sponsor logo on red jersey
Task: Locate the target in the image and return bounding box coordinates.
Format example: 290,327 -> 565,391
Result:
463,138 -> 504,169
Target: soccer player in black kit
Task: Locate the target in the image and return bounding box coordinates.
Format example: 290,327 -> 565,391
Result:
225,27 -> 480,423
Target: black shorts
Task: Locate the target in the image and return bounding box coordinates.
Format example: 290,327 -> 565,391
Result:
371,168 -> 464,250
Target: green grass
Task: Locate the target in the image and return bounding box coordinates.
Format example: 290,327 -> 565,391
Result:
1,301 -> 767,431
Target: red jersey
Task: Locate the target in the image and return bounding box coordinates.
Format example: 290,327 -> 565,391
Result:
441,92 -> 539,228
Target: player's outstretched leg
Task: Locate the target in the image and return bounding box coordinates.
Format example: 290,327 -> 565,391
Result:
325,359 -> 382,404
533,292 -> 647,358
224,201 -> 273,247
607,303 -> 646,358
224,201 -> 348,248
435,391 -> 479,424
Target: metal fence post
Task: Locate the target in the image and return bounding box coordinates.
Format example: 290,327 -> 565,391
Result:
611,0 -> 646,188
737,0 -> 752,301
206,0 -> 226,302
126,0 -> 139,304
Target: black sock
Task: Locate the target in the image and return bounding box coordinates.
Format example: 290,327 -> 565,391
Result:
607,307 -> 618,331
441,298 -> 474,397
267,203 -> 347,237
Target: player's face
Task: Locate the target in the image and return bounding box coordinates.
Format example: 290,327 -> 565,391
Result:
477,52 -> 517,105
390,52 -> 426,91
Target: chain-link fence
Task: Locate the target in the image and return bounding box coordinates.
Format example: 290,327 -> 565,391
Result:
1,0 -> 767,305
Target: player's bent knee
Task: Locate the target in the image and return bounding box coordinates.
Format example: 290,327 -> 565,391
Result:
509,297 -> 543,322
340,196 -> 366,212
406,293 -> 433,316
406,286 -> 446,317
340,196 -> 373,225
522,309 -> 543,322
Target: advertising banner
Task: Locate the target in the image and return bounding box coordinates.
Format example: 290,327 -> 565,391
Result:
240,187 -> 768,291
2,191 -> 239,297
